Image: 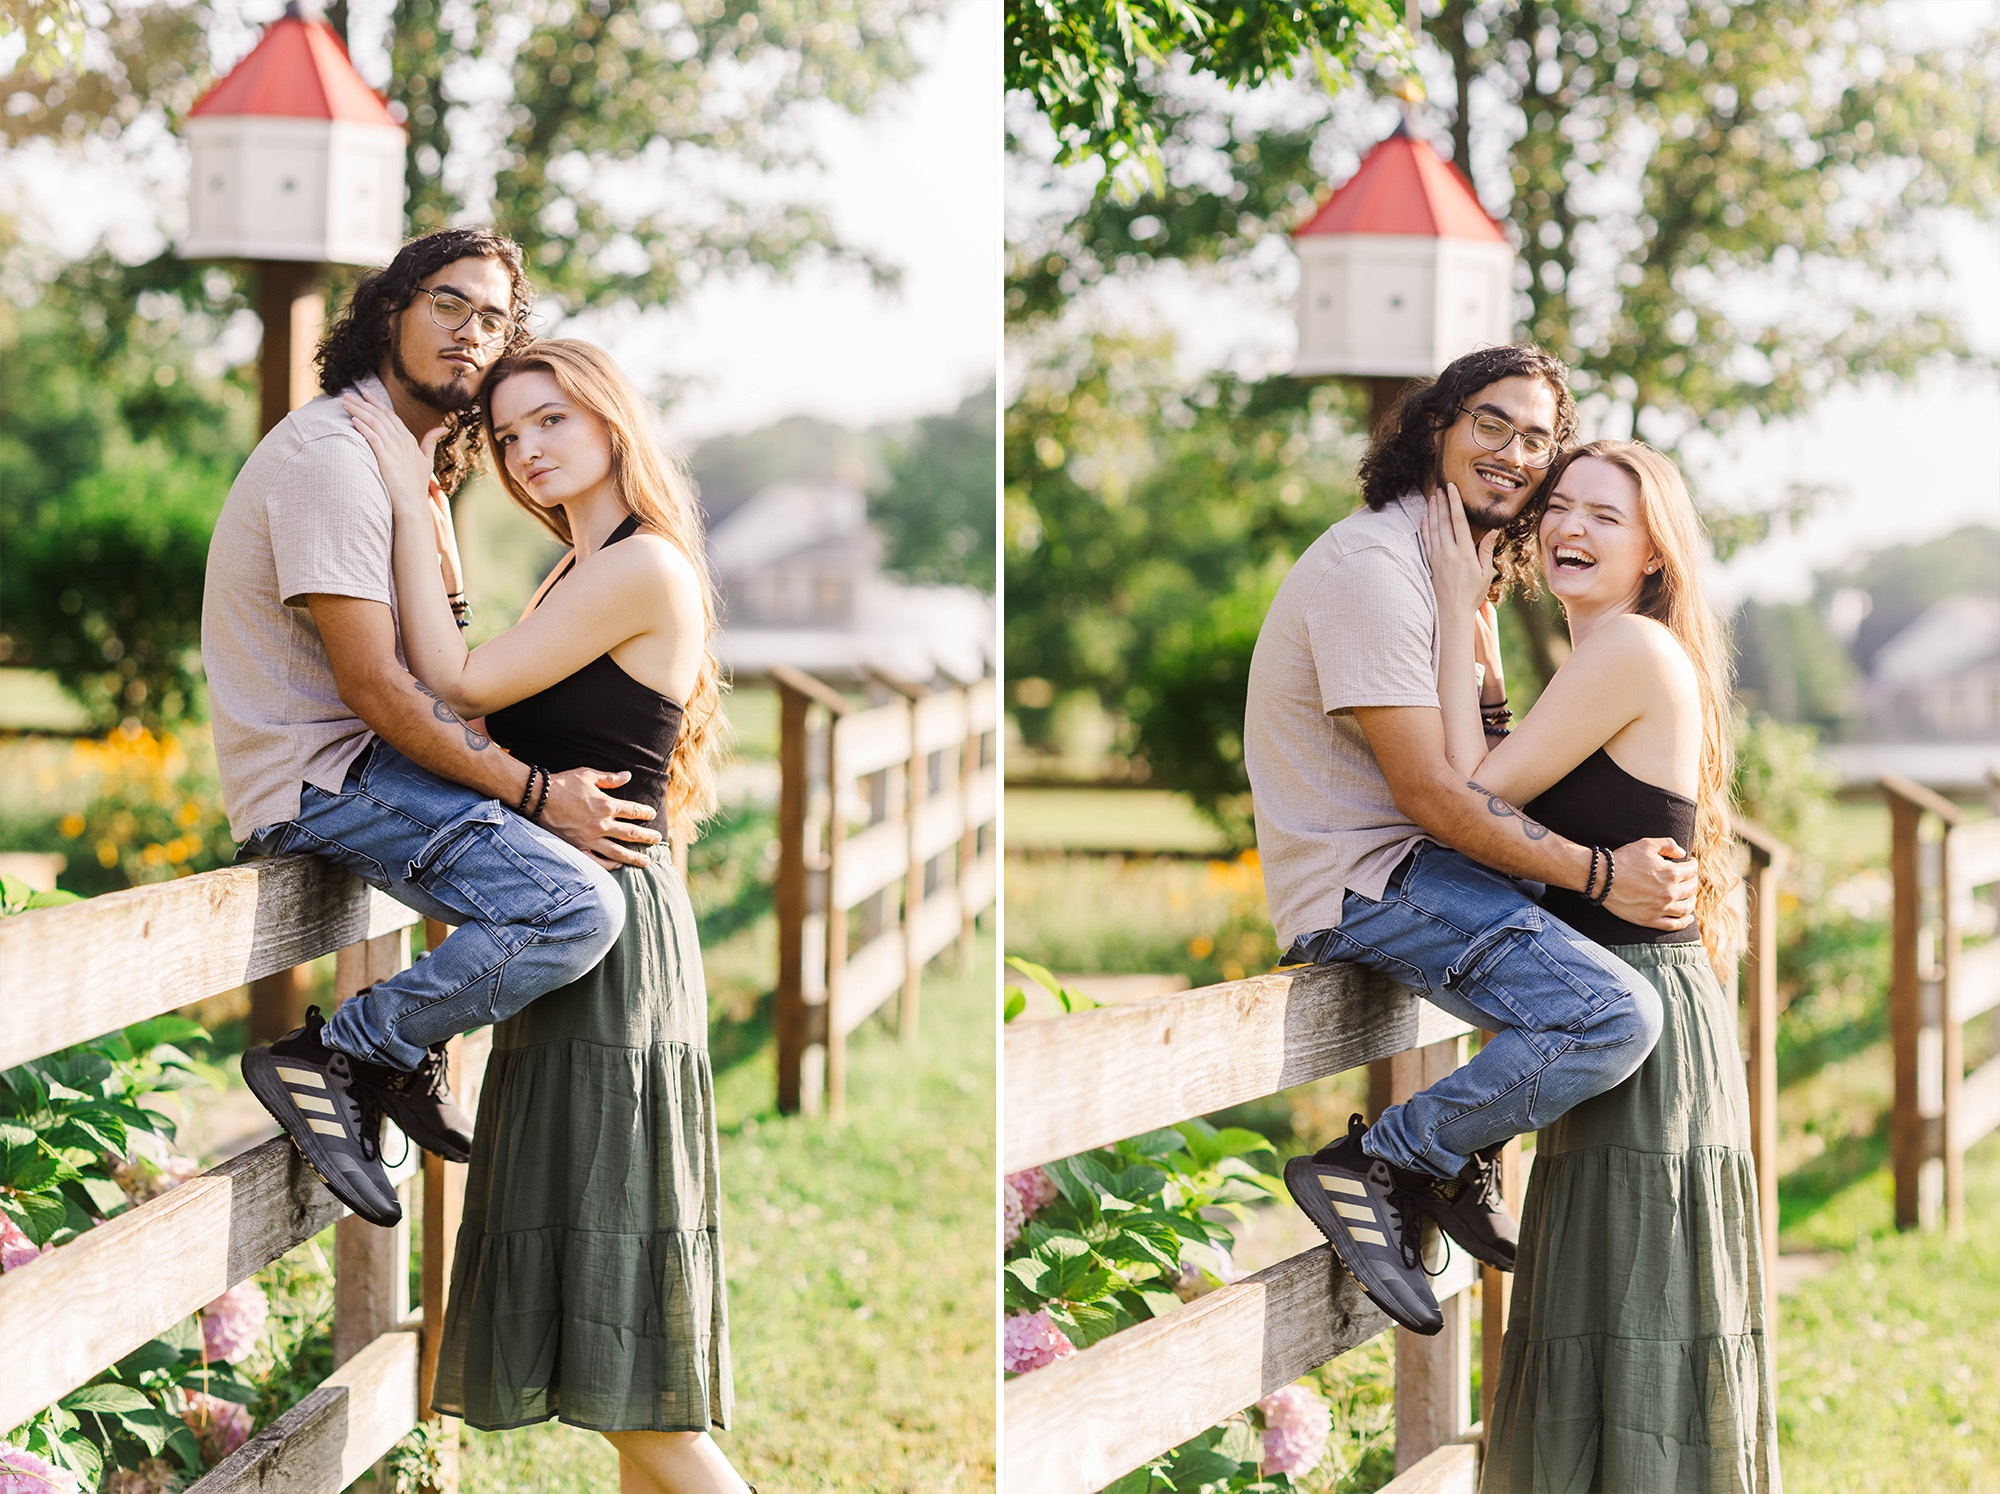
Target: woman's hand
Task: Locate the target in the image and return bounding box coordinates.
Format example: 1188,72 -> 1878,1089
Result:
344,388 -> 445,524
1422,484 -> 1499,623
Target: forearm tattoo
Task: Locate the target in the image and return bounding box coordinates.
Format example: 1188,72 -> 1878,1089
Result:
413,680 -> 490,750
1469,779 -> 1548,840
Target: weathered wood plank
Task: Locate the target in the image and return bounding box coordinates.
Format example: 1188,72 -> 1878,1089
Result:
832,818 -> 907,911
910,792 -> 963,864
0,1136 -> 345,1429
1003,1244 -> 1478,1493
1958,1054 -> 2000,1151
1004,965 -> 1473,1174
0,855 -> 419,1070
1952,941 -> 2000,1023
189,1324 -> 421,1493
1950,817 -> 2000,890
965,764 -> 997,828
834,700 -> 912,782
1377,1438 -> 1480,1494
967,676 -> 998,733
836,928 -> 906,1036
909,885 -> 965,966
912,690 -> 969,756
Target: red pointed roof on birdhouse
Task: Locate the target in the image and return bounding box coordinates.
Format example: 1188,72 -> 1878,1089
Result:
189,2 -> 400,128
1294,123 -> 1503,242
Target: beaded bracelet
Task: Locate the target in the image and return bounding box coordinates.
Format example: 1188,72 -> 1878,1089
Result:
531,767 -> 552,821
515,764 -> 542,817
1583,845 -> 1602,902
448,593 -> 472,631
1588,845 -> 1616,906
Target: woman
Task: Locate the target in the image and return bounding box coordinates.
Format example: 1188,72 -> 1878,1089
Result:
345,340 -> 752,1494
1422,442 -> 1780,1493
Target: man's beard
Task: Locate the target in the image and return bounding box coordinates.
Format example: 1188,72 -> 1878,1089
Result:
389,339 -> 478,415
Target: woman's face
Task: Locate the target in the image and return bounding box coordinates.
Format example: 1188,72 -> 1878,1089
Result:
488,369 -> 613,510
1538,456 -> 1660,610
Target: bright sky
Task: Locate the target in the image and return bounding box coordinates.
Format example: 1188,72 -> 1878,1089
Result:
0,0 -> 1000,442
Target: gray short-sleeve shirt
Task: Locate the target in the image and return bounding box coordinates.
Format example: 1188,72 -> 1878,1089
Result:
201,375 -> 406,840
1244,494 -> 1442,945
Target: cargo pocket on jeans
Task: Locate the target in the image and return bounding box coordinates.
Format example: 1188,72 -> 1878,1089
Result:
1443,909 -> 1613,1060
409,801 -> 596,942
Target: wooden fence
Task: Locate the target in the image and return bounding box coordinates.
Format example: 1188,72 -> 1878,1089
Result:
1884,772 -> 2000,1233
0,859 -> 479,1493
1003,826 -> 1784,1494
771,665 -> 998,1118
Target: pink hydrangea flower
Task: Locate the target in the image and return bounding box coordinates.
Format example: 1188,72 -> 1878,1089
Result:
0,1217 -> 54,1274
201,1280 -> 270,1363
102,1459 -> 182,1493
180,1392 -> 251,1465
1003,1309 -> 1077,1374
1008,1167 -> 1059,1214
1258,1382 -> 1332,1478
1003,1184 -> 1026,1248
0,1440 -> 84,1493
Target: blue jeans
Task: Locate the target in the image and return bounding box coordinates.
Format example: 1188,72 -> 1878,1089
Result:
239,740 -> 624,1070
1288,842 -> 1662,1179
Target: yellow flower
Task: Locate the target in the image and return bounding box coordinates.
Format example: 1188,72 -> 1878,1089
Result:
166,838 -> 190,865
60,813 -> 86,838
96,841 -> 120,868
174,801 -> 202,828
141,844 -> 168,868
1187,934 -> 1215,959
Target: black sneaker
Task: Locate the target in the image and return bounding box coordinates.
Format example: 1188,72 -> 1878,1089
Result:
371,1039 -> 474,1164
1397,1141 -> 1517,1272
241,1006 -> 402,1227
1284,1114 -> 1444,1335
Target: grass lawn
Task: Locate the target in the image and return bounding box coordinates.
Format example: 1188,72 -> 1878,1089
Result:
1004,788 -> 1231,855
456,930 -> 998,1494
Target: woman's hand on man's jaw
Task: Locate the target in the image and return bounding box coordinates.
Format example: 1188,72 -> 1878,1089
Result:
343,388 -> 447,522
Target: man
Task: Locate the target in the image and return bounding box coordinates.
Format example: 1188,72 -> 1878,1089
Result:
1242,344 -> 1699,1334
201,228 -> 660,1229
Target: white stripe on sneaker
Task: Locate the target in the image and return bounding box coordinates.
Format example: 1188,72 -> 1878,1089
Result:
1320,1175 -> 1368,1197
306,1118 -> 345,1137
1350,1226 -> 1388,1246
293,1094 -> 335,1115
275,1066 -> 326,1088
1333,1200 -> 1375,1222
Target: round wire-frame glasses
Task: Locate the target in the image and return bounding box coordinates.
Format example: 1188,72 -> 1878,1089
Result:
422,288 -> 518,347
1458,405 -> 1557,468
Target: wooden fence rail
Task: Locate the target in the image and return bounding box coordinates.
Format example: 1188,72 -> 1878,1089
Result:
1884,773 -> 2000,1233
1004,825 -> 1785,1494
772,665 -> 997,1118
0,860 -> 478,1493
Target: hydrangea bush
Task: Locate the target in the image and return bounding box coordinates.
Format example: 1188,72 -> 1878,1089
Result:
0,1014 -> 263,1489
1003,1112 -> 1341,1490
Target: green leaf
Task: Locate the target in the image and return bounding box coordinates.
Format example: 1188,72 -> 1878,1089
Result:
75,1173 -> 131,1216
181,1368 -> 258,1403
1133,1285 -> 1184,1319
0,1138 -> 62,1190
114,1402 -> 175,1455
0,1186 -> 68,1245
1173,1117 -> 1224,1168
1211,1127 -> 1276,1159
1163,1447 -> 1246,1489
1003,989 -> 1026,1023
1122,1127 -> 1188,1160
1216,1420 -> 1261,1463
1099,1470 -> 1155,1494
47,1425 -> 103,1486
124,1016 -> 206,1054
165,1422 -> 204,1470
61,1382 -> 153,1413
116,1338 -> 185,1376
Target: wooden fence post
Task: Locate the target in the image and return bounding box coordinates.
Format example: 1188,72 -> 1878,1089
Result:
248,965 -> 313,1046
332,930 -> 413,1370
957,700 -> 980,973
1886,775 -> 1960,1231
1385,1036 -> 1473,1472
823,711 -> 849,1122
775,681 -> 811,1117
1736,819 -> 1785,1325
416,919 -> 462,1494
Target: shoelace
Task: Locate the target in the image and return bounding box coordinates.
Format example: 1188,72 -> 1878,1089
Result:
1387,1187 -> 1451,1278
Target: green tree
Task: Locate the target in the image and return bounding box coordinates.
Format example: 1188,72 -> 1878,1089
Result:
870,383 -> 997,592
1007,0 -> 1407,196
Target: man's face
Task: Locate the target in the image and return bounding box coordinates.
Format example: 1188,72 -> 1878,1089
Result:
384,256 -> 516,413
1435,373 -> 1561,533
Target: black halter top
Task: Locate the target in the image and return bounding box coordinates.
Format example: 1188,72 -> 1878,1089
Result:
484,515 -> 685,817
1523,748 -> 1701,946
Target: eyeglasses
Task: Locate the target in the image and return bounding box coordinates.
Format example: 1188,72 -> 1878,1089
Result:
420,288 -> 519,347
1458,406 -> 1557,468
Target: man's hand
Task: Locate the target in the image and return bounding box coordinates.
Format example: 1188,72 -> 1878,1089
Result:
1605,837 -> 1698,930
540,767 -> 660,868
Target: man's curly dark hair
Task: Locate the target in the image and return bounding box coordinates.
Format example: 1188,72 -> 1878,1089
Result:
315,228 -> 537,496
1356,343 -> 1579,595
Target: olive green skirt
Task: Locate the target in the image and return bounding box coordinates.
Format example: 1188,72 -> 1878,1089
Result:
1482,943 -> 1779,1494
430,850 -> 731,1434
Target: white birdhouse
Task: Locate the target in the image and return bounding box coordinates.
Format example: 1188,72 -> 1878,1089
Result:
1291,122 -> 1516,379
180,2 -> 406,266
